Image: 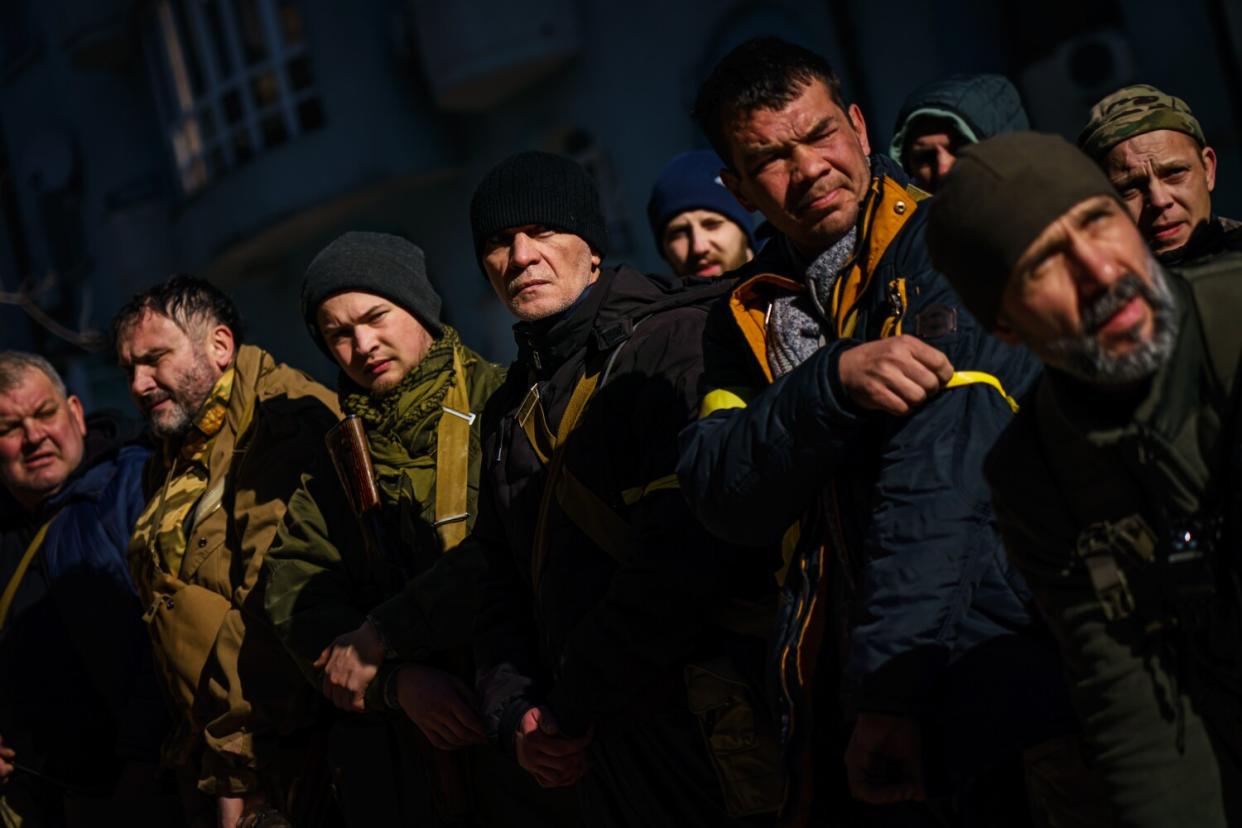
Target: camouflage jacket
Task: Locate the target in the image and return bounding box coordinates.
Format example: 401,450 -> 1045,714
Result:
130,344 -> 340,796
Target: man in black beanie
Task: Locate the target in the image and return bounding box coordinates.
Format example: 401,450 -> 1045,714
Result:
259,231 -> 576,826
469,150 -> 781,825
928,131 -> 1242,827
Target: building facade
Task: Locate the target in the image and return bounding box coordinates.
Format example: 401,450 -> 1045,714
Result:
1,0 -> 1239,406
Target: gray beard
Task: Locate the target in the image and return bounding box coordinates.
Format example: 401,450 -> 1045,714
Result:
1040,257 -> 1179,386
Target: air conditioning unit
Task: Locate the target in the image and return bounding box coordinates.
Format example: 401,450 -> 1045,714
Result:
1019,29 -> 1136,137
410,0 -> 582,112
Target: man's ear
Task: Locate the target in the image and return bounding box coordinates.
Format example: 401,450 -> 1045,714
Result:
847,103 -> 871,158
720,167 -> 758,213
1202,145 -> 1217,193
206,323 -> 235,371
66,395 -> 86,437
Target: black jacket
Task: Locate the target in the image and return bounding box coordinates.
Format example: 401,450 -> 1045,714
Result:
473,265 -> 778,824
475,265 -> 773,735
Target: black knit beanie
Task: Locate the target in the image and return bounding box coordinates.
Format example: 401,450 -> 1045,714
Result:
926,132 -> 1120,330
301,231 -> 443,357
469,151 -> 609,266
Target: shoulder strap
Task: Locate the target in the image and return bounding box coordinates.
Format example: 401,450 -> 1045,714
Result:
433,347 -> 475,551
520,368 -> 611,589
519,353 -> 771,637
0,515 -> 57,632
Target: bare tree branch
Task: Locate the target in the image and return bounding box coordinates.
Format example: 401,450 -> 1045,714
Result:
0,270 -> 105,351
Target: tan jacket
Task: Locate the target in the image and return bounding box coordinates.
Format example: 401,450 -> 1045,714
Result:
129,344 -> 341,796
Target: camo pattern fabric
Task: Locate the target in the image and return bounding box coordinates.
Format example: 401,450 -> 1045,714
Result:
1078,83 -> 1205,159
131,367 -> 235,578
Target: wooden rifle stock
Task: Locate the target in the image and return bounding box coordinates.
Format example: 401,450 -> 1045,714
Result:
324,415 -> 383,562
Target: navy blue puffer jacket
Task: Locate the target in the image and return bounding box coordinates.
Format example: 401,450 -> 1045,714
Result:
0,414 -> 166,795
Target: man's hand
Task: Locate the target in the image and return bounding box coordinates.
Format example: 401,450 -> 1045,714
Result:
218,792 -> 270,828
838,335 -> 954,415
217,794 -> 244,828
0,735 -> 14,785
394,664 -> 488,750
312,620 -> 386,712
844,712 -> 926,804
515,706 -> 591,789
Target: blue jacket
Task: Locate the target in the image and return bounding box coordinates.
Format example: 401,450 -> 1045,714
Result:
677,157 -> 1070,803
0,414 -> 165,793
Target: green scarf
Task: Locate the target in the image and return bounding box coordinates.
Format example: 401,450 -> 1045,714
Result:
341,327 -> 460,511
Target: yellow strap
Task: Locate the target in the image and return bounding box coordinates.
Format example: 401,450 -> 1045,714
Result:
698,387 -> 751,419
0,517 -> 55,632
621,474 -> 680,506
946,371 -> 1020,413
556,467 -> 632,562
525,370 -> 602,589
434,347 -> 474,551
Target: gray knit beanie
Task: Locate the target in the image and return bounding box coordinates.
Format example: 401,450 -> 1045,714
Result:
301,231 -> 443,356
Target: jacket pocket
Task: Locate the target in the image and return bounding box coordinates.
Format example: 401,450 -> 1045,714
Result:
146,581 -> 232,722
685,656 -> 783,817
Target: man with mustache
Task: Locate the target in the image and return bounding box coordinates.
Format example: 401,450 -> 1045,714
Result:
114,276 -> 341,828
647,150 -> 756,281
678,38 -> 1076,824
927,131 -> 1242,827
0,352 -> 170,825
470,151 -> 780,825
1079,84 -> 1241,265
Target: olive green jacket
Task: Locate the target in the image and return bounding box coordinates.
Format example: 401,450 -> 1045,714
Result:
261,328 -> 505,702
986,257 -> 1242,827
130,344 -> 341,795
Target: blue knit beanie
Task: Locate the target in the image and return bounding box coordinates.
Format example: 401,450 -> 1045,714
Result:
646,151 -> 756,251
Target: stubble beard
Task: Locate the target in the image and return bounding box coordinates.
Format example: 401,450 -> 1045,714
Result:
146,353 -> 219,440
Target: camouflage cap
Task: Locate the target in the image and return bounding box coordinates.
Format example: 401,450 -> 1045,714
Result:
1078,83 -> 1206,159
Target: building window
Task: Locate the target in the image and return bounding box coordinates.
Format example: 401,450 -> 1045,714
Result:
145,0 -> 324,196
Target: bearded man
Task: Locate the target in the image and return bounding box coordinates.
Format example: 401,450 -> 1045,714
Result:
113,275 -> 340,828
928,131 -> 1242,827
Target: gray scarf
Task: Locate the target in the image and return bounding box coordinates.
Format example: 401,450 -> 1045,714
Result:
767,226 -> 858,377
